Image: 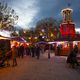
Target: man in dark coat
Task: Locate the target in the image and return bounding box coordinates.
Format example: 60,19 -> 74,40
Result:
67,48 -> 79,68
19,45 -> 24,58
36,45 -> 41,59
31,45 -> 36,57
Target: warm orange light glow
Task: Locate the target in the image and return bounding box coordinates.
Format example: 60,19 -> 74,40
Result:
40,33 -> 43,36
34,37 -> 38,39
29,37 -> 31,39
51,33 -> 53,37
46,39 -> 49,41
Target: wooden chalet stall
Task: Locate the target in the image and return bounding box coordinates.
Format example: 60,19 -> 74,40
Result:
0,36 -> 11,55
54,36 -> 80,56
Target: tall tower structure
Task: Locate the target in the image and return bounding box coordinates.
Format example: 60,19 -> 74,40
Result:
61,8 -> 73,23
60,7 -> 76,38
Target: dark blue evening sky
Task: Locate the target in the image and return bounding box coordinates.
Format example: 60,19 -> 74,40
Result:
0,0 -> 80,30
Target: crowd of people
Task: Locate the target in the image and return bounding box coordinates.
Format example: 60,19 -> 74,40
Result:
0,42 -> 80,68
0,43 -> 45,67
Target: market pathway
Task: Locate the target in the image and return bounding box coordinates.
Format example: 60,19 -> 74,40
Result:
0,52 -> 80,80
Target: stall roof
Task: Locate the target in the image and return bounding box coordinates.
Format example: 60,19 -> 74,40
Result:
0,35 -> 27,43
11,37 -> 27,42
54,36 -> 80,41
0,35 -> 10,40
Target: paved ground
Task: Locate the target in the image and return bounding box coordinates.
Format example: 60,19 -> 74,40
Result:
0,52 -> 80,80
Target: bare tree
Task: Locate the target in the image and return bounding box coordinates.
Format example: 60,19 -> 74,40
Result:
0,2 -> 18,31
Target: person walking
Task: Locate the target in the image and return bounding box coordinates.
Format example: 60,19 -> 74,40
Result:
36,45 -> 41,59
67,47 -> 79,68
31,45 -> 35,57
11,45 -> 17,67
19,44 -> 24,58
48,44 -> 51,59
57,45 -> 61,56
